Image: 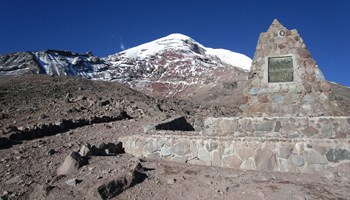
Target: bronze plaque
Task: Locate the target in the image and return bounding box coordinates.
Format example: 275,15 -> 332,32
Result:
268,56 -> 293,82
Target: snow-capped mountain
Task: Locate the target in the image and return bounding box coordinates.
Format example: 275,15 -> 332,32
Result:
0,33 -> 252,100
100,33 -> 252,98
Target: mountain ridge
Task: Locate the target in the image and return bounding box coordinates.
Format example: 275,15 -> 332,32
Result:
0,33 -> 252,100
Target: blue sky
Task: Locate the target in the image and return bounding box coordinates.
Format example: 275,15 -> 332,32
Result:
1,0 -> 349,86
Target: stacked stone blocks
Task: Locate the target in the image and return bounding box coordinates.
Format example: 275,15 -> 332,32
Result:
120,134 -> 350,176
203,117 -> 350,139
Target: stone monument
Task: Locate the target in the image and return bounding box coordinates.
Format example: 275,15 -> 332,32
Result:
241,19 -> 341,117
120,19 -> 350,175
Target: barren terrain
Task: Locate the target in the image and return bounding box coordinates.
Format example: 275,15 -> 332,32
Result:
1,75 -> 350,200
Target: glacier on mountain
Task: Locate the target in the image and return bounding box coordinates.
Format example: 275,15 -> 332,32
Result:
108,33 -> 251,71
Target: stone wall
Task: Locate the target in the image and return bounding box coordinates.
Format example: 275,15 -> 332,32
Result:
120,134 -> 350,176
202,117 -> 350,139
240,19 -> 342,117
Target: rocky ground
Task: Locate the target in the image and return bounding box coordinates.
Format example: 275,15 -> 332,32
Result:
1,75 -> 350,200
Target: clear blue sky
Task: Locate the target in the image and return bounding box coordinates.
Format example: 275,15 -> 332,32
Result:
1,0 -> 349,86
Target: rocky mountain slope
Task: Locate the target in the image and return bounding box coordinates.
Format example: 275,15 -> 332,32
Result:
0,75 -> 241,144
1,75 -> 350,200
0,34 -> 251,101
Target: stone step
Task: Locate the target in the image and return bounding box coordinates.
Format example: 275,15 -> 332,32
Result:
202,116 -> 350,139
120,134 -> 350,176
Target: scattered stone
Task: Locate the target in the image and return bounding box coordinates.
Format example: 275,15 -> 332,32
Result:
47,149 -> 56,156
0,113 -> 9,120
92,175 -> 131,200
65,178 -> 82,186
91,158 -> 144,200
128,157 -> 143,173
143,125 -> 155,134
80,144 -> 93,157
57,151 -> 88,175
1,191 -> 10,200
166,178 -> 176,185
65,93 -> 73,103
5,174 -> 27,185
38,114 -> 48,120
99,100 -> 111,107
98,142 -> 124,156
106,142 -> 124,155
29,184 -> 54,200
13,149 -> 21,154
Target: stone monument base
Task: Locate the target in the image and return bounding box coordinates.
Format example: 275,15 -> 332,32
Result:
120,132 -> 350,176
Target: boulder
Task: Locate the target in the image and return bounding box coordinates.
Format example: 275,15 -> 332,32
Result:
91,158 -> 144,200
128,157 -> 144,173
106,142 -> 124,155
92,175 -> 131,200
65,178 -> 82,186
98,142 -> 124,156
57,151 -> 87,175
80,144 -> 93,157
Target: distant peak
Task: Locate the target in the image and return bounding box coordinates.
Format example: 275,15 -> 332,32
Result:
162,33 -> 192,40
